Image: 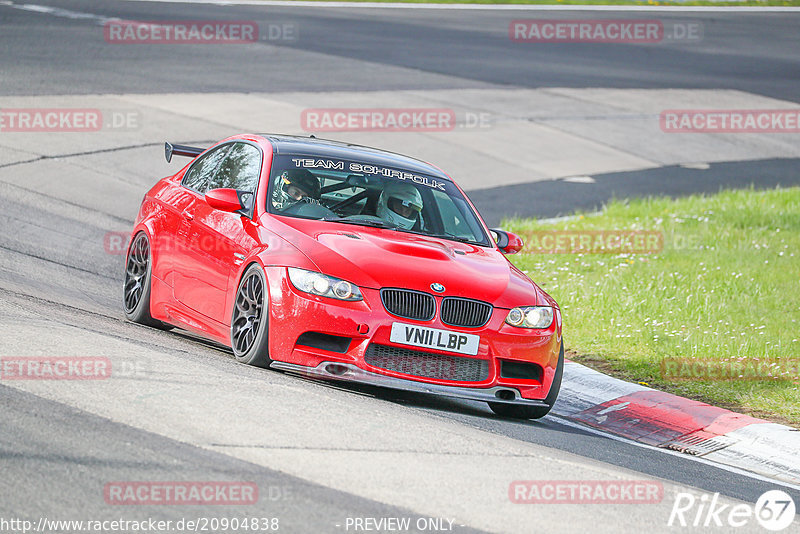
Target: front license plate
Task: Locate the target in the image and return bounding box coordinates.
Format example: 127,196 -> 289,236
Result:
389,322 -> 480,356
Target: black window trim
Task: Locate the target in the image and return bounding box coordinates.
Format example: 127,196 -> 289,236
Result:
264,152 -> 492,247
181,140 -> 264,220
181,142 -> 233,194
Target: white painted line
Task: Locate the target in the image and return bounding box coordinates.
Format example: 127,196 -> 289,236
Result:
551,415 -> 800,493
553,360 -> 651,416
680,162 -> 711,169
561,175 -> 597,184
535,214 -> 589,225
0,2 -> 120,24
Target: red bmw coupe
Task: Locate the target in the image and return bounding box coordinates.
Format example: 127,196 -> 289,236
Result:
124,134 -> 563,419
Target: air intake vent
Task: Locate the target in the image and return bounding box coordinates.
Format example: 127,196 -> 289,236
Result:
296,332 -> 351,353
440,297 -> 492,328
365,344 -> 488,382
380,289 -> 435,321
500,360 -> 543,382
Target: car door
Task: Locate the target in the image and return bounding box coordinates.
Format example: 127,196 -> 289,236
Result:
149,184 -> 196,289
172,143 -> 233,314
174,141 -> 262,324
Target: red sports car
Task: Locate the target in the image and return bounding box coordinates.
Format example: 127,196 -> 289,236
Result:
124,134 -> 563,419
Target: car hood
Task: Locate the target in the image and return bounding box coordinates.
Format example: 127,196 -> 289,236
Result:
271,217 -> 553,309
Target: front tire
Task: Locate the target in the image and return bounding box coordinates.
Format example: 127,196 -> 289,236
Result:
488,340 -> 564,420
231,264 -> 272,367
123,232 -> 171,330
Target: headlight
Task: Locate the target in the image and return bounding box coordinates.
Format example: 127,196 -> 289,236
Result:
505,306 -> 553,329
287,268 -> 363,301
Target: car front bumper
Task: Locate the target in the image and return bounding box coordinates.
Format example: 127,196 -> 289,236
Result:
270,360 -> 551,407
264,266 -> 562,402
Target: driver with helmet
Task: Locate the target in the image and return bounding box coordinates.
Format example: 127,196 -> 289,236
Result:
377,181 -> 423,230
272,169 -> 321,210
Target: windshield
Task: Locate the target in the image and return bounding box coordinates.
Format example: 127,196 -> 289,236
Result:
267,154 -> 491,246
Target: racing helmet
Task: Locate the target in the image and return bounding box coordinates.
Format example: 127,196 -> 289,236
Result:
377,181 -> 423,230
274,169 -> 321,208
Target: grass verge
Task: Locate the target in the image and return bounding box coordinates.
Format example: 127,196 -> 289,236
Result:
505,187 -> 800,427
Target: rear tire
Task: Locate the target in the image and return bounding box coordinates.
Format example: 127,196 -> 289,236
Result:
123,232 -> 172,330
488,340 -> 564,420
231,264 -> 272,367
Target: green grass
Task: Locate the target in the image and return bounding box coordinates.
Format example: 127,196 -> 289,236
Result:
506,187 -> 800,427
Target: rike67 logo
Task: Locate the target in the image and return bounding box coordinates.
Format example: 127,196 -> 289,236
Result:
669,490 -> 796,531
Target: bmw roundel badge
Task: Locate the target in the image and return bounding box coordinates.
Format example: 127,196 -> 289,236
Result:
430,283 -> 445,293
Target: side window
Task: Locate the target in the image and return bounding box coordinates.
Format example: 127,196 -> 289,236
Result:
181,144 -> 232,194
432,189 -> 483,240
211,143 -> 262,193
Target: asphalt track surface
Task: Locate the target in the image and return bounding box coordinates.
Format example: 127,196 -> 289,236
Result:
1,1 -> 799,533
1,1 -> 798,101
473,157 -> 800,225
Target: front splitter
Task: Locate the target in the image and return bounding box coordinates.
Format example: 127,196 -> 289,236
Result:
270,360 -> 549,407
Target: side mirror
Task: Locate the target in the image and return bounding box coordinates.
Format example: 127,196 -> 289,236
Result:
205,188 -> 243,213
491,228 -> 524,254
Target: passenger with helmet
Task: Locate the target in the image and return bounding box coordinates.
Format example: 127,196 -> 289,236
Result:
377,181 -> 423,230
272,169 -> 321,210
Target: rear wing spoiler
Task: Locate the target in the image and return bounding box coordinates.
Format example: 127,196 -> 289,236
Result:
165,142 -> 204,163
